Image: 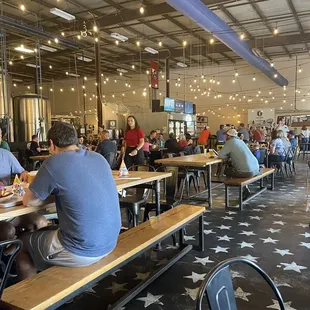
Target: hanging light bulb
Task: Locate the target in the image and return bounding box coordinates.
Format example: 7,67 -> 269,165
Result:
298,65 -> 302,73
115,40 -> 119,45
140,6 -> 145,14
136,41 -> 140,46
232,78 -> 236,83
60,88 -> 63,92
273,26 -> 279,35
252,74 -> 256,81
20,4 -> 26,11
49,65 -> 52,69
61,32 -> 65,36
274,74 -> 278,78
217,80 -> 220,85
146,70 -> 150,74
158,41 -> 162,47
9,61 -> 13,65
240,33 -> 245,40
270,62 -> 274,67
71,87 -> 75,91
54,38 -> 59,44
93,25 -> 98,32
209,38 -> 214,44
95,38 -> 99,42
183,40 -> 187,47
27,86 -> 30,89
235,70 -> 239,77
77,35 -> 81,40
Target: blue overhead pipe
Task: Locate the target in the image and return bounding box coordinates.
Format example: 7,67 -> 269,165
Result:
165,0 -> 288,87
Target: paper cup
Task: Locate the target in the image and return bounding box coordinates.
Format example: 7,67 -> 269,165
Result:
28,171 -> 38,184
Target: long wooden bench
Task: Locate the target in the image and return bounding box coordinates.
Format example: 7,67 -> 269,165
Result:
2,204 -> 205,310
224,168 -> 275,210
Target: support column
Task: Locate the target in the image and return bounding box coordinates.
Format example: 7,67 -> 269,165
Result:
95,38 -> 103,127
165,57 -> 170,98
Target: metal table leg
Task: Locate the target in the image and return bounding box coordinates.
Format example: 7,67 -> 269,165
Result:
155,180 -> 161,216
207,165 -> 212,208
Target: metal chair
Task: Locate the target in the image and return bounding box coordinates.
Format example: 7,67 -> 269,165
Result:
0,239 -> 22,302
119,164 -> 155,227
196,257 -> 285,310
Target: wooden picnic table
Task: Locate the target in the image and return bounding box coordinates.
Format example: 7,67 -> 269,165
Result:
0,171 -> 171,221
29,155 -> 50,161
155,154 -> 222,208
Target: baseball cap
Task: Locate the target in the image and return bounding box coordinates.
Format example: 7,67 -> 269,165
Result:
288,130 -> 296,135
226,129 -> 238,137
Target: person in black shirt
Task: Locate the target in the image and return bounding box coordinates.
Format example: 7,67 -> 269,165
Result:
30,135 -> 41,156
165,133 -> 180,154
149,130 -> 158,145
96,130 -> 117,168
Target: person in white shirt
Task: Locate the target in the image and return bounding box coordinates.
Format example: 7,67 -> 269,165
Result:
275,117 -> 289,136
301,125 -> 310,151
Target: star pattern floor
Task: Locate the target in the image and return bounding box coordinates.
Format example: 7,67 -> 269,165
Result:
61,162 -> 310,310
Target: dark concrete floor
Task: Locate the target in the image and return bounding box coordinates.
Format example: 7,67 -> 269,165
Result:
62,162 -> 310,310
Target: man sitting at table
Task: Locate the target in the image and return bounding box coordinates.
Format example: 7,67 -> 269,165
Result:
19,122 -> 121,280
0,148 -> 47,251
218,129 -> 260,198
96,130 -> 117,168
30,135 -> 41,156
0,128 -> 10,151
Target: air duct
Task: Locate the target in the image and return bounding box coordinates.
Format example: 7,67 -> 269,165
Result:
165,0 -> 288,87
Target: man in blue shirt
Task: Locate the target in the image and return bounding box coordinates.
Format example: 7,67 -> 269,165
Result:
216,125 -> 227,143
19,122 -> 121,280
238,123 -> 250,143
96,130 -> 117,168
288,130 -> 297,150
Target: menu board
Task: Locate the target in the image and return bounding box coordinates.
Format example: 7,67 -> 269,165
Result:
175,99 -> 185,113
185,101 -> 193,114
164,97 -> 175,112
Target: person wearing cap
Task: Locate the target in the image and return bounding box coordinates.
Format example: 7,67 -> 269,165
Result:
218,129 -> 260,198
287,130 -> 297,151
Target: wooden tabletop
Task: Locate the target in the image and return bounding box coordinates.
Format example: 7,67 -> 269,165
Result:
155,154 -> 222,167
29,155 -> 50,161
0,171 -> 172,221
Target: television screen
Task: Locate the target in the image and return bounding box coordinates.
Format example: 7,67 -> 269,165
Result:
164,97 -> 175,112
185,101 -> 193,114
175,99 -> 185,113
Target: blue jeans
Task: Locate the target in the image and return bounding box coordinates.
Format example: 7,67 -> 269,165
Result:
302,137 -> 309,151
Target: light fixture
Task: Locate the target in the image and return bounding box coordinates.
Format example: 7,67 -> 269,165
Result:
298,65 -> 302,73
177,62 -> 187,68
252,74 -> 256,81
140,6 -> 145,14
26,63 -> 40,68
71,87 -> 75,91
50,8 -> 75,21
146,70 -> 150,74
54,38 -> 59,44
110,33 -> 128,42
49,65 -> 52,69
48,40 -> 52,44
240,33 -> 245,40
60,88 -> 63,92
144,47 -> 158,54
209,38 -> 214,44
50,88 -> 53,92
61,32 -> 65,36
143,91 -> 147,97
274,74 -> 278,78
27,86 -> 30,89
77,56 -> 92,62
9,61 -> 13,65
20,4 -> 26,11
13,83 -> 17,87
183,40 -> 187,47
232,78 -> 236,83
95,38 -> 99,42
132,65 -> 135,69
136,41 -> 140,46
258,89 -> 261,94
115,40 -> 119,45
40,45 -> 57,52
270,61 -> 274,67
93,25 -> 98,32
235,71 -> 238,77
158,41 -> 162,47
77,35 -> 81,40
14,45 -> 34,53
273,26 -> 279,35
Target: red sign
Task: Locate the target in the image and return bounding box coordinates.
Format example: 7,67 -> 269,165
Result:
150,61 -> 159,89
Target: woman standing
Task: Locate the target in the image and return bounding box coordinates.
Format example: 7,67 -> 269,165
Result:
122,116 -> 145,168
301,125 -> 310,151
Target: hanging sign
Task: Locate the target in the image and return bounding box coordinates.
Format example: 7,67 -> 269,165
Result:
150,61 -> 159,89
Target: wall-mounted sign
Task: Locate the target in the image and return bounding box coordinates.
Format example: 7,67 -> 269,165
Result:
108,120 -> 117,129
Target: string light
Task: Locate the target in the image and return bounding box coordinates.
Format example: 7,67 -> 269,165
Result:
48,40 -> 51,44
13,83 -> 17,87
60,88 -> 63,92
146,70 -> 150,74
270,62 -> 274,67
9,61 -> 13,65
131,65 -> 135,69
158,41 -> 162,47
115,40 -> 119,45
95,38 -> 99,42
232,78 -> 236,83
71,87 -> 75,91
235,70 -> 239,77
252,74 -> 256,81
183,40 -> 187,47
61,32 -> 65,36
136,41 -> 140,46
93,25 -> 98,32
274,74 -> 278,78
49,65 -> 52,69
77,35 -> 81,40
273,26 -> 279,35
50,88 -> 53,92
20,55 -> 24,59
27,86 -> 30,89
298,65 -> 302,73
240,33 -> 245,40
20,4 -> 25,11
54,38 -> 59,44
209,38 -> 214,44
140,6 -> 145,14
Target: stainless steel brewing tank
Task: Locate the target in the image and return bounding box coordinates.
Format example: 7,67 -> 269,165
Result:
13,95 -> 51,142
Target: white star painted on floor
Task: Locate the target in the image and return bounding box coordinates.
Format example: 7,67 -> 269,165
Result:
234,287 -> 251,302
273,221 -> 286,226
165,244 -> 178,250
280,262 -> 307,273
239,230 -> 257,236
231,270 -> 245,279
184,272 -> 206,283
193,256 -> 214,266
204,229 -> 216,235
249,216 -> 262,220
217,235 -> 234,242
106,282 -> 128,294
238,241 -> 255,248
267,299 -> 296,310
156,258 -> 168,266
203,221 -> 211,226
273,249 -> 293,256
241,254 -> 259,262
300,232 -> 310,238
273,278 -> 292,288
184,235 -> 196,241
182,287 -> 200,301
216,225 -> 231,230
111,269 -> 122,277
299,242 -> 310,249
252,208 -> 263,212
85,284 -> 99,297
296,223 -> 309,228
257,204 -> 268,208
267,228 -> 281,234
210,246 -> 229,253
222,216 -> 234,220
269,202 -> 276,204
260,237 -> 279,244
137,292 -> 164,308
226,211 -> 237,215
238,222 -> 251,227
272,214 -> 282,217
135,272 -> 151,281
